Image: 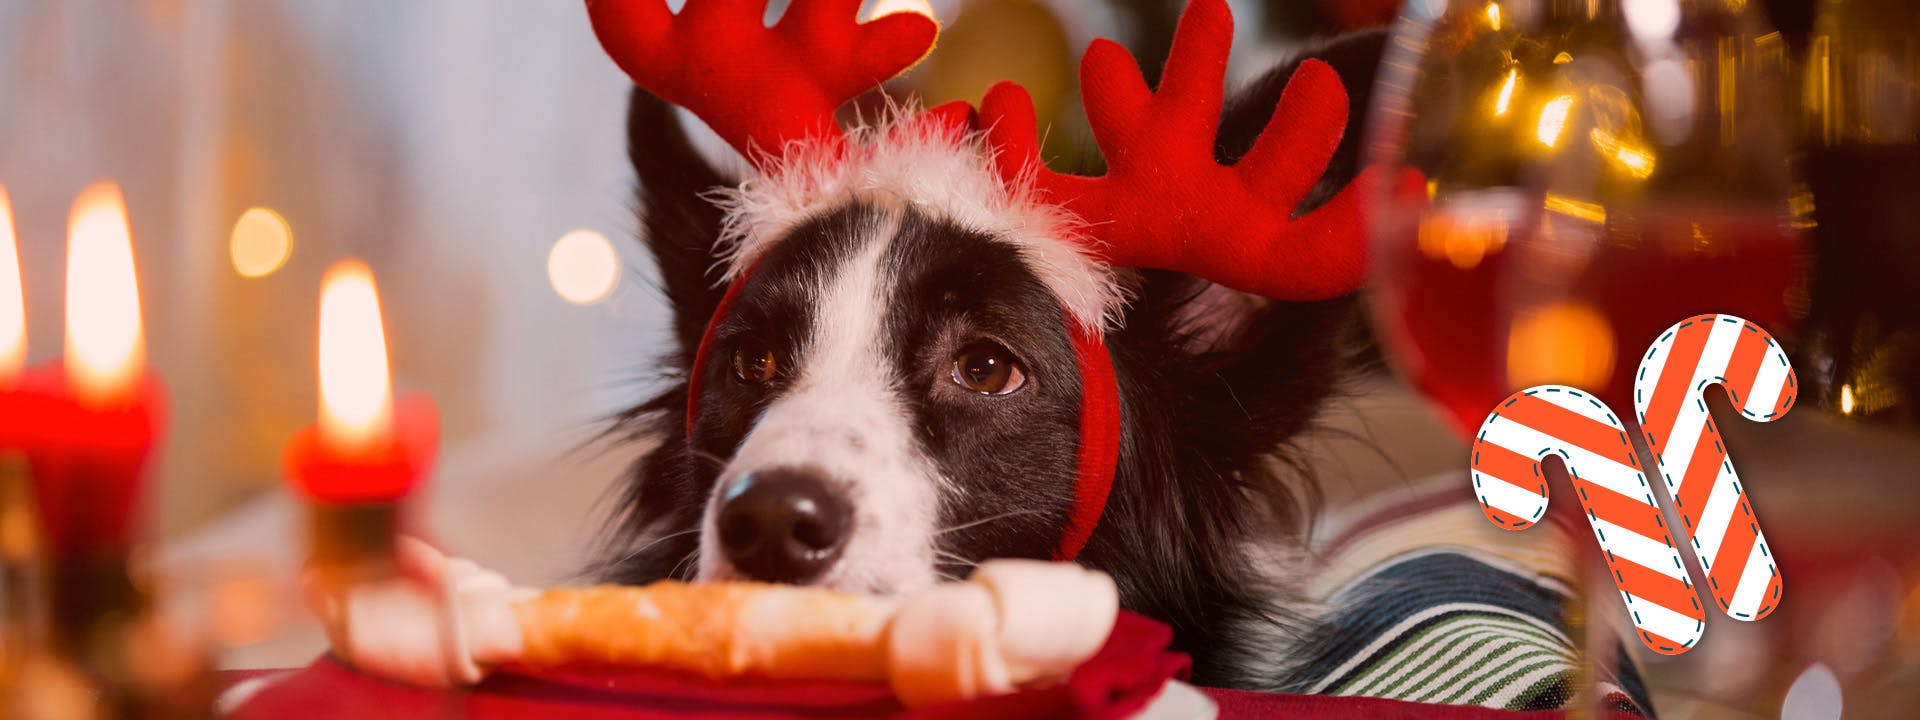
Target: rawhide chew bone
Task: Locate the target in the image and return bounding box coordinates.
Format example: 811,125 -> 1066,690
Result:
311,539 -> 1120,706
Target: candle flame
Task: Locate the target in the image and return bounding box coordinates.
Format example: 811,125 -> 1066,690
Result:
317,260 -> 393,450
64,181 -> 145,405
0,185 -> 23,388
1839,384 -> 1855,415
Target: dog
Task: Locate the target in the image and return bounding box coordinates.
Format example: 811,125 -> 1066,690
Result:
591,13 -> 1387,689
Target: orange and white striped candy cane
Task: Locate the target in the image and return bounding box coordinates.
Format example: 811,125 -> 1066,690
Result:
1633,314 -> 1791,622
1470,385 -> 1706,654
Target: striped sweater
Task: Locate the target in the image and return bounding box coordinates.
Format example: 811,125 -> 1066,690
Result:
1281,476 -> 1656,715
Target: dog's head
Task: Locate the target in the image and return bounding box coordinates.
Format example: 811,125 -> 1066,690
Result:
591,0 -> 1379,640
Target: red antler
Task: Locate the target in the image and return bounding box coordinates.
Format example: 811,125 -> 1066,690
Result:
586,0 -> 938,166
980,0 -> 1375,301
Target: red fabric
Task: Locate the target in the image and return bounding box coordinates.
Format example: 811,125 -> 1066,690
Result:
284,394 -> 439,504
215,607 -> 1639,719
981,0 -> 1375,302
586,0 -> 937,167
0,363 -> 162,557
1053,324 -> 1119,561
221,611 -> 1186,720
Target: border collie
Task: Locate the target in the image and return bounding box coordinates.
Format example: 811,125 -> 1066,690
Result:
592,14 -> 1386,689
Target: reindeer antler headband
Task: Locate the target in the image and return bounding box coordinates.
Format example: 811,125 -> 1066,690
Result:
587,0 -> 1372,560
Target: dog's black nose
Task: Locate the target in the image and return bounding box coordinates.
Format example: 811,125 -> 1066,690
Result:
716,467 -> 852,584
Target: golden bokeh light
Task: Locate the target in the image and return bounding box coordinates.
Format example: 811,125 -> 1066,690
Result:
0,185 -> 22,387
230,207 -> 294,279
1612,144 -> 1657,178
1537,95 -> 1576,147
868,0 -> 936,22
1418,210 -> 1509,270
1485,2 -> 1502,30
317,260 -> 394,451
65,181 -> 146,406
548,230 -> 620,306
1591,129 -> 1658,179
1544,193 -> 1608,224
1506,301 -> 1617,391
1494,68 -> 1520,116
1840,383 -> 1856,415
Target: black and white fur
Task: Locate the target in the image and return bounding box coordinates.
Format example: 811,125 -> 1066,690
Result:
596,32 -> 1386,689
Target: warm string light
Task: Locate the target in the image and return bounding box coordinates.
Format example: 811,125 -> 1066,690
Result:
1590,129 -> 1657,179
1494,68 -> 1520,116
64,181 -> 146,407
1544,193 -> 1607,224
0,185 -> 23,388
1536,95 -> 1575,147
317,260 -> 394,452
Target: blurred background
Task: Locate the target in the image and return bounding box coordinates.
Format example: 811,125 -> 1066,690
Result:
1,0 -> 1917,718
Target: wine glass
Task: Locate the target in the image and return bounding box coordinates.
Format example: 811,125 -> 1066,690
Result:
1363,0 -> 1805,439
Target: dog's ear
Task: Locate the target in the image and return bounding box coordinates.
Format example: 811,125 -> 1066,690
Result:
1114,30 -> 1386,519
1127,29 -> 1387,359
627,87 -> 736,365
1217,29 -> 1387,219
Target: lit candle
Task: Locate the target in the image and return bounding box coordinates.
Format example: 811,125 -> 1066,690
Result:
0,184 -> 23,391
3,181 -> 168,690
0,183 -> 40,453
286,260 -> 438,570
24,181 -> 165,560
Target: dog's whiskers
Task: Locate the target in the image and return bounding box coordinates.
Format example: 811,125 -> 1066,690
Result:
668,549 -> 700,581
687,448 -> 731,472
615,527 -> 703,566
936,509 -> 1044,537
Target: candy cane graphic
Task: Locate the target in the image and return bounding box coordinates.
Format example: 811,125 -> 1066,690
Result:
1633,314 -> 1791,622
1471,385 -> 1706,654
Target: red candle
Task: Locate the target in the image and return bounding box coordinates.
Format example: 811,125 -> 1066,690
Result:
285,260 -> 438,568
0,181 -> 167,693
3,181 -> 167,561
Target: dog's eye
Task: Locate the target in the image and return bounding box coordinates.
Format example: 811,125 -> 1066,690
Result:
731,340 -> 778,385
950,341 -> 1026,395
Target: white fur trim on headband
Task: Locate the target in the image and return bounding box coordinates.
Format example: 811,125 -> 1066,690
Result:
704,107 -> 1126,331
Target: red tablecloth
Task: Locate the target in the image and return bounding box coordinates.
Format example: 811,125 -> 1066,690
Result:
217,611 -> 1637,719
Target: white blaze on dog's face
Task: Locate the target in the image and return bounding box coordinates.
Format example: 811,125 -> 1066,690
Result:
687,200 -> 1115,595
696,209 -> 944,593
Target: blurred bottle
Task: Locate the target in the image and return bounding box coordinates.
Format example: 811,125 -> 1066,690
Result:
1797,0 -> 1920,428
1365,0 -> 1804,438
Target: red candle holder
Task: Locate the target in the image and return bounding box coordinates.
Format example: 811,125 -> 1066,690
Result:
285,393 -> 438,573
